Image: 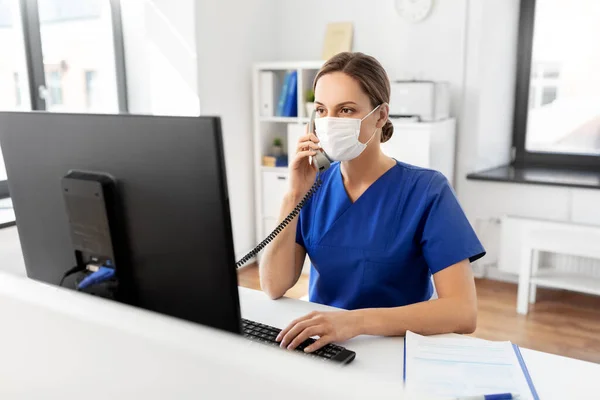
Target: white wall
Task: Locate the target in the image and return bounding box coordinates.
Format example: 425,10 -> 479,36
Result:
121,0 -> 199,116
195,0 -> 278,259
275,0 -> 468,119
458,0 -> 519,185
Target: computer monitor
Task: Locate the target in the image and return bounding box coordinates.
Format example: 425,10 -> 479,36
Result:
0,112 -> 242,334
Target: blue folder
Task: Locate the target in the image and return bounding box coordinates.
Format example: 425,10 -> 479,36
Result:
281,70 -> 297,117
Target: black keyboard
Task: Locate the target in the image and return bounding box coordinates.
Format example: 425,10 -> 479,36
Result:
241,318 -> 356,365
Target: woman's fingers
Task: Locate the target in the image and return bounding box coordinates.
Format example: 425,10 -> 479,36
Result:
276,311 -> 318,344
305,336 -> 333,353
287,325 -> 324,350
296,141 -> 320,153
298,132 -> 320,145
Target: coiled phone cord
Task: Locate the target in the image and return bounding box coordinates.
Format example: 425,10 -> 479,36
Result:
235,175 -> 323,268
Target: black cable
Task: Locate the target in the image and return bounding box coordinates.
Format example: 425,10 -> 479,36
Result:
59,265 -> 86,287
236,175 -> 323,268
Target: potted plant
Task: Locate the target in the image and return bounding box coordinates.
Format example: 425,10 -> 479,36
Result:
271,137 -> 284,157
305,88 -> 315,117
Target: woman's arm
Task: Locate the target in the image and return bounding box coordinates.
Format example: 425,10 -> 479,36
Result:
277,259 -> 477,352
259,130 -> 320,300
356,259 -> 477,336
259,193 -> 307,300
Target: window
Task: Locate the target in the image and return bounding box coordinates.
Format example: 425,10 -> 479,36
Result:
0,0 -> 12,27
38,0 -> 124,112
0,0 -> 29,112
45,69 -> 63,106
84,70 -> 97,109
529,62 -> 559,109
13,72 -> 21,106
513,0 -> 600,169
540,86 -> 556,106
2,0 -> 127,113
0,0 -> 127,200
0,0 -> 30,198
37,0 -> 102,23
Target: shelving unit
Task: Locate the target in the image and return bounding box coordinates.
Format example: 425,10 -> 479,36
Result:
252,61 -> 324,264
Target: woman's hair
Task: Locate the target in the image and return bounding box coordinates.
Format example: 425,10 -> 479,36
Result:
313,52 -> 393,143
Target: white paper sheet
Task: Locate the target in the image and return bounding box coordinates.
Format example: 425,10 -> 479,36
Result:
404,331 -> 534,399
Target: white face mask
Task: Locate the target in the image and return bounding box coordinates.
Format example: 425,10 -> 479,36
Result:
315,105 -> 381,162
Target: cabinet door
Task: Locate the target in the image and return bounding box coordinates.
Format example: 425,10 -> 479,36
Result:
263,217 -> 278,239
262,171 -> 289,218
381,127 -> 431,168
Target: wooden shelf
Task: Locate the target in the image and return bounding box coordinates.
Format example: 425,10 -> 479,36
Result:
532,271 -> 600,296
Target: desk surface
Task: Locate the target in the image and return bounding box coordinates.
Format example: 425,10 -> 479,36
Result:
239,287 -> 600,400
0,268 -> 597,400
0,272 -> 399,399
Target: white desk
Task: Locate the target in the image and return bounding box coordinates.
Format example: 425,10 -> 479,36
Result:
0,272 -> 400,400
0,270 -> 597,399
240,287 -> 600,400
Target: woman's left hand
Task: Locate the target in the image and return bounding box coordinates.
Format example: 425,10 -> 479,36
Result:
276,310 -> 363,352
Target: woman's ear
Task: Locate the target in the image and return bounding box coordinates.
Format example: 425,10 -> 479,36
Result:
375,103 -> 390,128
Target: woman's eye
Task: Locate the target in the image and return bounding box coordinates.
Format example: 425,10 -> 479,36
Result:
341,107 -> 353,114
316,108 -> 325,115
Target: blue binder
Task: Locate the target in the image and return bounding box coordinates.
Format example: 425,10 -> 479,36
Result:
281,70 -> 298,117
276,71 -> 292,117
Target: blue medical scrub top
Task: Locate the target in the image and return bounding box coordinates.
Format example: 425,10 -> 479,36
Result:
296,160 -> 485,310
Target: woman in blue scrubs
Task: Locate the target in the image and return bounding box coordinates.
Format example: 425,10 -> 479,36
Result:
259,52 -> 485,353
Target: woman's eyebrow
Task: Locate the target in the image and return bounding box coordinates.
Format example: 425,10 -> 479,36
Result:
314,101 -> 359,106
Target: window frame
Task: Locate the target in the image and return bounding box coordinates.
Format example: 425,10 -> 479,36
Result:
19,0 -> 128,113
0,0 -> 129,199
512,0 -> 600,170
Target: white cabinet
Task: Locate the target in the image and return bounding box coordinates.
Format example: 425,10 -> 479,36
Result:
262,217 -> 278,241
261,170 -> 289,218
260,170 -> 311,274
381,118 -> 456,185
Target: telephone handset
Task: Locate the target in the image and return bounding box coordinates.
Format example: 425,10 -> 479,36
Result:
309,109 -> 332,173
235,110 -> 332,268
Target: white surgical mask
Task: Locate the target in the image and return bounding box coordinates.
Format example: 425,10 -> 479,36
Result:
315,105 -> 381,161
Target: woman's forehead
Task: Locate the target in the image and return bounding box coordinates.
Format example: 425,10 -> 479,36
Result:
315,72 -> 370,106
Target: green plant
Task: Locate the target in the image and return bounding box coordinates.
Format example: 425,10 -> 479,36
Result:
305,88 -> 315,103
272,137 -> 283,147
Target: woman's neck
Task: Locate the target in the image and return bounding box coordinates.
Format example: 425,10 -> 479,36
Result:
340,146 -> 396,188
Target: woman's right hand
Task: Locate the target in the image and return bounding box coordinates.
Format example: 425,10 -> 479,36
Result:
289,125 -> 320,200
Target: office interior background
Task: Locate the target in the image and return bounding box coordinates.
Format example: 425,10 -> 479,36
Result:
0,0 -> 599,392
